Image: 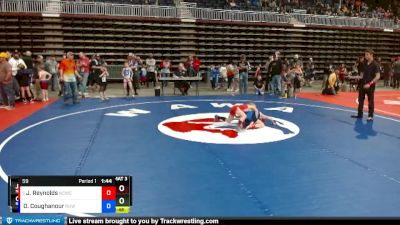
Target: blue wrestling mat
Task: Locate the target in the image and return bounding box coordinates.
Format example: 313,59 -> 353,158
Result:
0,96 -> 400,217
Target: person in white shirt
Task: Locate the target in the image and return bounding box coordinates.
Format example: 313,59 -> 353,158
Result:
145,54 -> 156,87
8,52 -> 27,98
8,52 -> 27,77
219,64 -> 227,90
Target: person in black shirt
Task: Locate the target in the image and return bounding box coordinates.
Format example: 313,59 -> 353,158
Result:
238,54 -> 250,95
89,54 -> 106,92
270,52 -> 283,96
351,49 -> 380,121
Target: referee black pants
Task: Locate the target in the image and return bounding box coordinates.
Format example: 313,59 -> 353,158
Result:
357,85 -> 375,118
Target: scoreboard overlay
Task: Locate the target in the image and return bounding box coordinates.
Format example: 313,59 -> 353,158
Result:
8,176 -> 132,214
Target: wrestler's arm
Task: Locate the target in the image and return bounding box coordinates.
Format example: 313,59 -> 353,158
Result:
225,114 -> 235,123
237,109 -> 247,126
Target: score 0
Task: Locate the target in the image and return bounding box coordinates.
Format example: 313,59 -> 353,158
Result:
115,177 -> 130,213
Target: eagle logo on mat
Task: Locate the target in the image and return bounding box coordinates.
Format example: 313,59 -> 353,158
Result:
158,113 -> 300,145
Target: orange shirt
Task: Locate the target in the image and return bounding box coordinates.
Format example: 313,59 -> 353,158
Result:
59,59 -> 76,82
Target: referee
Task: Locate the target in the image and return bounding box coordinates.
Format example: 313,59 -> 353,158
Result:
351,49 -> 380,121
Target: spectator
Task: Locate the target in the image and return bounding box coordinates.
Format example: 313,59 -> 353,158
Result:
261,0 -> 269,10
219,63 -> 228,89
338,63 -> 348,84
264,55 -> 273,93
0,52 -> 15,110
160,57 -> 172,87
139,66 -> 147,87
322,62 -> 333,89
226,62 -> 235,91
121,62 -> 135,97
382,62 -> 392,87
255,64 -> 262,77
228,0 -> 237,9
21,51 -> 33,72
33,55 -> 44,101
322,66 -> 339,95
38,65 -> 52,102
8,51 -> 26,99
77,52 -> 90,98
232,62 -> 240,93
304,58 -> 315,87
185,55 -> 201,77
45,55 -> 59,92
58,54 -> 66,96
90,53 -> 106,92
59,52 -> 81,105
193,56 -> 201,77
288,62 -> 304,97
16,64 -> 33,104
174,63 -> 190,96
290,54 -> 303,70
98,65 -> 109,101
270,51 -> 283,96
210,65 -> 220,90
207,65 -> 213,87
127,53 -> 139,95
21,51 -> 33,93
238,54 -> 251,95
145,53 -> 156,88
355,0 -> 361,13
281,66 -> 291,98
254,74 -> 265,95
185,55 -> 195,77
393,56 -> 400,89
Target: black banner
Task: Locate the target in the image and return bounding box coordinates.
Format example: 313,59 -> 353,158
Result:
65,217 -> 400,225
8,176 -> 131,186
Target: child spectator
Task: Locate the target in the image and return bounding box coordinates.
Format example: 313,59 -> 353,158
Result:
122,62 -> 135,97
288,63 -> 303,97
38,65 -> 52,102
253,74 -> 265,95
281,70 -> 291,98
16,64 -> 34,104
211,65 -> 220,90
99,65 -> 109,100
140,67 -> 147,87
160,57 -> 172,87
226,62 -> 234,91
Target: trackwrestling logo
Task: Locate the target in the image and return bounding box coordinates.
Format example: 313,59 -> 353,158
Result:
158,113 -> 300,145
